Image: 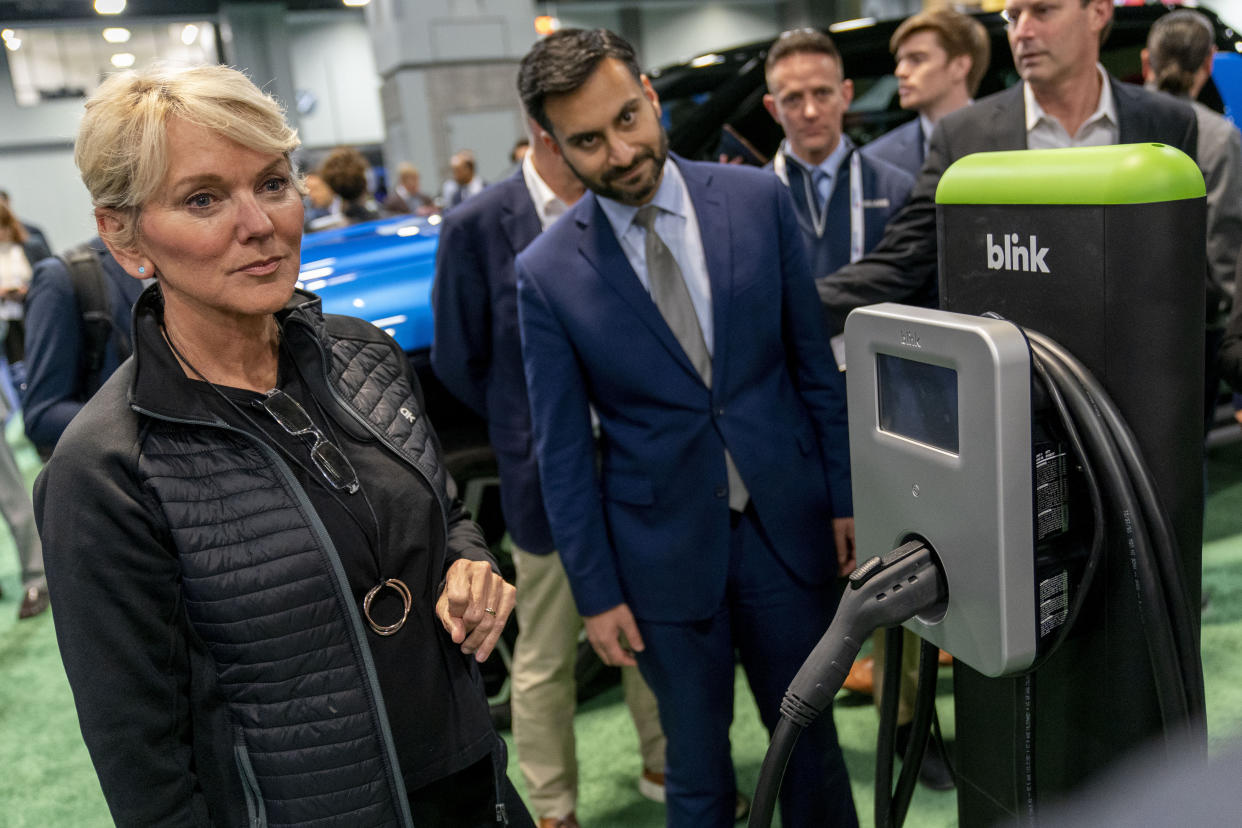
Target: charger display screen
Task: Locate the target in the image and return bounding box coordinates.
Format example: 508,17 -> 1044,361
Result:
876,354 -> 959,454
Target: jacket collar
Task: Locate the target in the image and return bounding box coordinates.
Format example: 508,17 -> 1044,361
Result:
128,284 -> 325,423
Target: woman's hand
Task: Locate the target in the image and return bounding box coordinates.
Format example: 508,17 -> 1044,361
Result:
435,559 -> 516,662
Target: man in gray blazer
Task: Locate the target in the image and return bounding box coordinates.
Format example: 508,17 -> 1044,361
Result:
819,0 -> 1198,332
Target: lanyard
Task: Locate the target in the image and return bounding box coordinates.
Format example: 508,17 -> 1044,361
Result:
775,148 -> 865,261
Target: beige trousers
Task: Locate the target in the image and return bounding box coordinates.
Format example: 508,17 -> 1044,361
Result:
872,627 -> 922,726
511,544 -> 666,820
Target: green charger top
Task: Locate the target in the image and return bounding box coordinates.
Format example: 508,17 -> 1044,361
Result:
936,143 -> 1205,205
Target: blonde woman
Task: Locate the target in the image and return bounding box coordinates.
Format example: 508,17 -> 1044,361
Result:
36,64 -> 530,827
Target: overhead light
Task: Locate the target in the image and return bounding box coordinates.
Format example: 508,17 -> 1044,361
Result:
3,37 -> 19,52
342,0 -> 370,7
829,17 -> 876,33
181,24 -> 198,45
95,0 -> 126,14
111,52 -> 136,68
102,27 -> 130,43
1,29 -> 13,40
534,15 -> 559,36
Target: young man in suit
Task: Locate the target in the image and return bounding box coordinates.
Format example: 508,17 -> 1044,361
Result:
431,117 -> 670,828
515,28 -> 858,828
817,0 -> 1198,333
863,8 -> 991,178
763,28 -> 915,286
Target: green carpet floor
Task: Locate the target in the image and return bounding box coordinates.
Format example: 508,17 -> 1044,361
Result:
3,423 -> 1242,826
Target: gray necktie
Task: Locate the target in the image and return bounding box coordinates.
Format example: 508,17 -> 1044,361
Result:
634,204 -> 749,511
635,205 -> 711,384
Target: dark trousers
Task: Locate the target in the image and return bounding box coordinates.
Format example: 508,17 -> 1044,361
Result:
634,506 -> 859,828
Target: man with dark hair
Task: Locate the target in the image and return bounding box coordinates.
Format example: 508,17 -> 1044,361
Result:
432,115 -> 670,828
818,0 -> 1198,334
763,29 -> 914,327
864,7 -> 991,176
515,27 -> 858,828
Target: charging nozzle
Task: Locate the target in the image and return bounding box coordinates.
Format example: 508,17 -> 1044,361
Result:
781,540 -> 948,727
749,540 -> 948,828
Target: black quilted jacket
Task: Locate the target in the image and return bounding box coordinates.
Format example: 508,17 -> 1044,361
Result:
36,286 -> 498,827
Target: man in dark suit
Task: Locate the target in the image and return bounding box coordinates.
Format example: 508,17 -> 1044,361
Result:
819,0 -> 1199,333
432,116 -> 668,828
863,7 -> 991,178
763,29 -> 915,287
515,28 -> 857,828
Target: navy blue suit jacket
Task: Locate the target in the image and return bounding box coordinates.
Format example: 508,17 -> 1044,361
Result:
862,118 -> 925,179
516,156 -> 851,623
431,169 -> 555,555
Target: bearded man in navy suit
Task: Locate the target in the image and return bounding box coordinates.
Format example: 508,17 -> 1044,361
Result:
432,117 -> 670,828
515,28 -> 858,828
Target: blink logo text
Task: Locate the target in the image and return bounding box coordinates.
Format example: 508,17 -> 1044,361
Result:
986,233 -> 1050,274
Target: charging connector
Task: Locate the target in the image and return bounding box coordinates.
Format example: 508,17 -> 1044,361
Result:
749,540 -> 948,828
782,541 -> 947,726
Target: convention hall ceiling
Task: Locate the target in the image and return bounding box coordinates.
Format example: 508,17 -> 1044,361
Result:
0,0 -> 348,25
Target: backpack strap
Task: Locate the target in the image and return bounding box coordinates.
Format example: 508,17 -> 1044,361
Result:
59,244 -> 127,398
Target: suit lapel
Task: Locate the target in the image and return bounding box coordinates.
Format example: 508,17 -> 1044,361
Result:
499,176 -> 542,255
678,158 -> 732,388
1112,79 -> 1148,144
995,84 -> 1030,150
575,192 -> 702,379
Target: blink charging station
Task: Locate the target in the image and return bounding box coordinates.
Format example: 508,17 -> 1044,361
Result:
750,144 -> 1208,828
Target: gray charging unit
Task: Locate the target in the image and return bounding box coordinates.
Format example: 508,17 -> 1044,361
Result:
846,305 -> 1044,678
847,143 -> 1206,825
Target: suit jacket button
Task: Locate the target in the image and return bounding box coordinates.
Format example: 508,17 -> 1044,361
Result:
714,407 -> 725,417
714,486 -> 727,498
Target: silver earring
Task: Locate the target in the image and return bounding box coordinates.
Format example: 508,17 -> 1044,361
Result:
138,266 -> 146,274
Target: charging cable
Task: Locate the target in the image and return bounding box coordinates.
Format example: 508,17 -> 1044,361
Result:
748,540 -> 948,828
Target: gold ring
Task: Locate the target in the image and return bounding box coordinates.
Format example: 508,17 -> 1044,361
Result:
363,578 -> 413,636
484,607 -> 497,616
